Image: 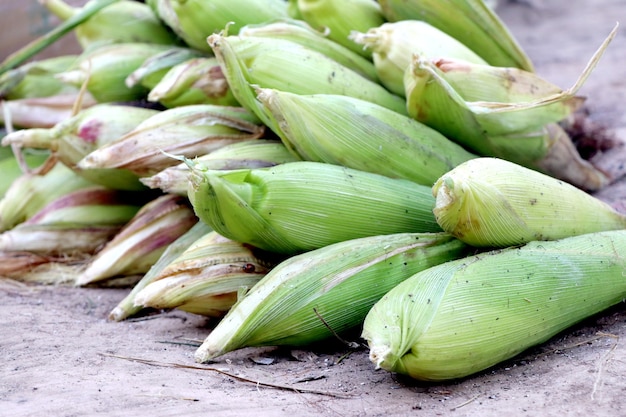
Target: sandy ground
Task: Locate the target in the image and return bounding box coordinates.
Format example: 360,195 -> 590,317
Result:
2,1 -> 626,416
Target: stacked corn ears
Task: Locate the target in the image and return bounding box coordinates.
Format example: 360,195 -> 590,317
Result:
1,0 -> 624,382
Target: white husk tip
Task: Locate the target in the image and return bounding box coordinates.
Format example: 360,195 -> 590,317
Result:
368,344 -> 393,370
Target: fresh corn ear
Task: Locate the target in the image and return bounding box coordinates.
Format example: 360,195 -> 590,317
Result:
2,104 -> 159,189
75,194 -> 198,286
0,148 -> 51,198
239,19 -> 379,82
287,0 -> 385,59
0,55 -> 80,100
76,105 -> 265,177
147,57 -> 240,108
363,230 -> 626,381
377,0 -> 534,71
404,24 -> 617,190
432,157 -> 626,248
187,160 -> 441,254
109,221 -> 214,321
194,232 -> 468,362
125,47 -> 205,90
55,42 -> 173,103
134,231 -> 280,316
349,20 -> 488,96
0,93 -> 98,129
256,88 -> 475,186
0,162 -> 94,232
149,0 -> 289,51
41,0 -> 181,48
207,33 -> 407,131
0,251 -> 90,284
141,139 -> 300,195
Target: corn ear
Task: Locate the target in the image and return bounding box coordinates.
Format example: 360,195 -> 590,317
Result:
403,25 -> 617,191
0,55 -> 80,100
239,19 -> 379,82
256,88 -> 475,186
0,93 -> 98,129
377,0 -> 533,71
207,34 -> 407,131
0,251 -> 90,284
150,0 -> 289,51
134,231 -> 279,316
75,194 -> 198,286
363,230 -> 626,381
0,149 -> 51,198
195,232 -> 468,361
432,157 -> 626,248
109,221 -> 213,321
287,0 -> 385,59
77,105 -> 265,177
147,57 -> 239,108
350,20 -> 488,96
187,160 -> 441,254
141,139 -> 300,195
41,0 -> 181,49
55,43 -> 173,103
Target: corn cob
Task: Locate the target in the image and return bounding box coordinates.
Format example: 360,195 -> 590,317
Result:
149,0 -> 289,51
432,157 -> 626,248
134,231 -> 280,316
239,19 -> 379,82
195,232 -> 468,362
0,161 -> 94,232
0,55 -> 79,100
207,34 -> 407,131
403,26 -> 617,191
41,0 -> 181,49
256,88 -> 476,186
147,57 -> 239,108
75,194 -> 198,286
187,160 -> 441,254
141,139 -> 300,196
287,0 -> 385,59
0,93 -> 98,129
349,20 -> 488,96
377,0 -> 534,71
363,230 -> 626,381
109,221 -> 213,321
125,48 -> 205,91
77,105 -> 265,177
55,42 -> 173,103
1,104 -> 159,189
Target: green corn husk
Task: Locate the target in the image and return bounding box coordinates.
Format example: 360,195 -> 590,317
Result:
403,25 -> 617,191
0,148 -> 51,198
109,221 -> 213,321
377,0 -> 533,71
141,139 -> 300,195
76,105 -> 265,177
432,157 -> 626,248
125,47 -> 206,90
256,89 -> 476,186
187,160 -> 441,254
41,0 -> 181,49
0,162 -> 94,232
55,42 -> 173,103
239,19 -> 379,82
349,20 -> 488,96
147,57 -> 239,108
207,34 -> 407,131
195,232 -> 469,362
149,0 -> 289,51
363,230 -> 626,382
1,104 -> 159,189
0,93 -> 98,129
287,0 -> 385,59
134,231 -> 281,316
75,194 -> 198,286
0,55 -> 80,100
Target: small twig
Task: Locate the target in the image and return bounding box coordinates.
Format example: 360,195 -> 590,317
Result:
99,353 -> 354,398
313,308 -> 362,349
450,394 -> 481,411
590,332 -> 619,401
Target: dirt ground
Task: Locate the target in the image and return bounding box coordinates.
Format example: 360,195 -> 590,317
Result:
2,1 -> 626,416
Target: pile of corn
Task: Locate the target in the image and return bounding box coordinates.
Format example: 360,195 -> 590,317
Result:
1,0 -> 624,382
